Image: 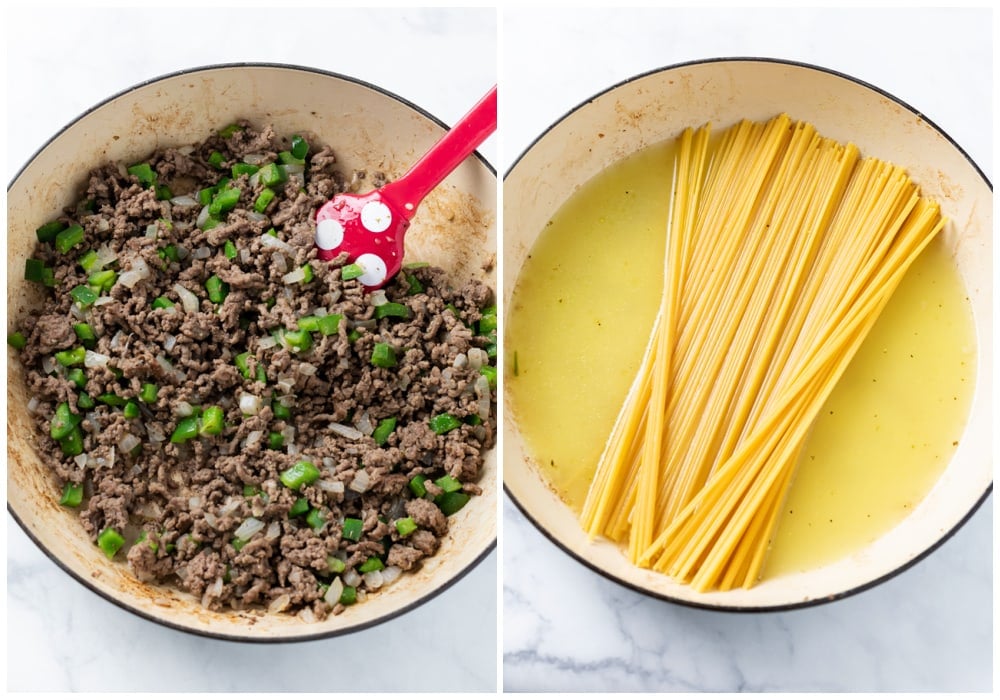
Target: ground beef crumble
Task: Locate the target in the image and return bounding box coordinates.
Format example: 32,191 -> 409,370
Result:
13,121 -> 497,620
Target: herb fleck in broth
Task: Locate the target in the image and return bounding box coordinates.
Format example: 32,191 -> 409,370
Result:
505,138 -> 976,580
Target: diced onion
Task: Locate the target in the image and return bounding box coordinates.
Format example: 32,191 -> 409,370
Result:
296,362 -> 317,376
476,376 -> 492,421
41,356 -> 56,375
247,211 -> 268,223
317,479 -> 345,494
95,216 -> 111,233
74,453 -> 89,468
219,495 -> 242,518
282,163 -> 305,175
323,577 -> 344,606
265,521 -> 282,540
110,331 -> 126,351
93,296 -> 115,307
203,511 -> 218,529
242,153 -> 267,165
273,252 -> 288,274
191,246 -> 212,260
170,195 -> 199,207
282,267 -> 306,284
355,411 -> 373,436
245,430 -> 263,448
329,422 -> 363,440
370,290 -> 388,307
84,350 -> 110,368
276,376 -> 296,393
155,354 -> 186,382
173,283 -> 199,313
175,401 -> 194,417
468,348 -> 487,370
258,335 -> 278,350
475,374 -> 491,399
163,334 -> 177,352
322,457 -> 335,469
95,244 -> 118,268
202,576 -> 224,609
188,495 -> 203,509
118,270 -> 143,288
452,353 -> 469,369
175,243 -> 190,260
145,223 -> 159,238
342,569 -> 361,587
136,500 -> 162,519
382,566 -> 402,585
118,433 -> 141,454
196,205 -> 211,228
298,607 -> 316,623
260,234 -> 295,254
234,517 -> 265,541
348,469 -> 371,493
240,248 -> 251,265
362,569 -> 384,589
178,145 -> 195,156
268,594 -> 291,614
239,394 -> 262,415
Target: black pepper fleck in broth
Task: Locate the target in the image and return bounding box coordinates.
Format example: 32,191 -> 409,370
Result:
12,121 -> 497,620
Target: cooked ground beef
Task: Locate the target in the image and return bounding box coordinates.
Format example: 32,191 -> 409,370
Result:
14,122 -> 497,619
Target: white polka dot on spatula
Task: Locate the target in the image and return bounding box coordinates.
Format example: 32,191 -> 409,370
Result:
360,201 -> 392,233
355,253 -> 388,287
316,218 -> 345,250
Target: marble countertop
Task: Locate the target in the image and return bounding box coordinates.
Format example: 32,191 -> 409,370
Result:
501,7 -> 993,693
5,7 -> 496,694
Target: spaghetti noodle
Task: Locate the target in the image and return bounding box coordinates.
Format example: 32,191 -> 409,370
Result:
579,115 -> 945,591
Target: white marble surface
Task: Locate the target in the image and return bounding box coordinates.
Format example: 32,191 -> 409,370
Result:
501,7 -> 993,693
4,7 -> 497,693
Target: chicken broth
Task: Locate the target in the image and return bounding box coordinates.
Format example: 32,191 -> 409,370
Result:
505,139 -> 976,579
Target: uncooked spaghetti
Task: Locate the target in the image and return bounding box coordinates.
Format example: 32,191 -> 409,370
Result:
580,115 -> 945,591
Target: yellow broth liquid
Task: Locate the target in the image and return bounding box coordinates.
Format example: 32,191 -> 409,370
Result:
505,140 -> 977,579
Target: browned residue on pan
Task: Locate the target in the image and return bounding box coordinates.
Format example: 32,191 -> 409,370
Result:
406,181 -> 496,288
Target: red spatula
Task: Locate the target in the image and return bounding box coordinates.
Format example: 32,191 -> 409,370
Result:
315,85 -> 497,289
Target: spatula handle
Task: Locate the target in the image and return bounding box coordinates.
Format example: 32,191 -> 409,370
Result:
380,85 -> 497,218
